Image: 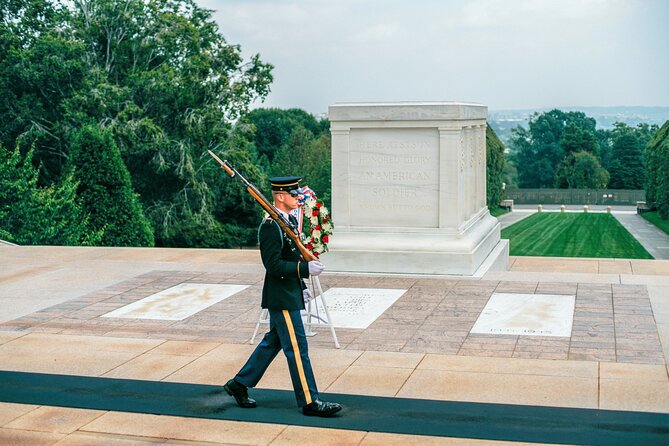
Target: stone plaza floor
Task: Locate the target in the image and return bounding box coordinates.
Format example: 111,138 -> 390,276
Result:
1,245 -> 668,445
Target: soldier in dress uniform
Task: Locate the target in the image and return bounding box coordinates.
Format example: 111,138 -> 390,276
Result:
224,176 -> 342,417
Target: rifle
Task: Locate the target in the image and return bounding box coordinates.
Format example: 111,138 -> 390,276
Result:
208,150 -> 317,262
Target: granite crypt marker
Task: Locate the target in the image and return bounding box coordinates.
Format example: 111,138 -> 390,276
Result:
307,287 -> 407,329
102,284 -> 249,320
326,102 -> 508,275
470,293 -> 576,337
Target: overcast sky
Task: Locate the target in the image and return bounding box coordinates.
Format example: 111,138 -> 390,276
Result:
197,0 -> 668,114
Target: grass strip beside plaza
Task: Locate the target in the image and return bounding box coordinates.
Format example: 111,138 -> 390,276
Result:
641,211 -> 669,236
501,213 -> 653,258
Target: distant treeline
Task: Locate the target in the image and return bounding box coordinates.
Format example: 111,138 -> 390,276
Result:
500,109 -> 669,218
490,106 -> 669,143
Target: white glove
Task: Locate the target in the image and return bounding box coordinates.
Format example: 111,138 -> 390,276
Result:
303,288 -> 315,304
308,260 -> 325,276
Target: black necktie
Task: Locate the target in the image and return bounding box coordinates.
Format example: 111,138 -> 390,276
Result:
288,214 -> 298,227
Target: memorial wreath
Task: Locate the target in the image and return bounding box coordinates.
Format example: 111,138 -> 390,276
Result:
298,186 -> 333,258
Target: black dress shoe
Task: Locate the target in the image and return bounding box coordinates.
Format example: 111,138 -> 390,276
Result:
302,399 -> 342,417
224,379 -> 256,408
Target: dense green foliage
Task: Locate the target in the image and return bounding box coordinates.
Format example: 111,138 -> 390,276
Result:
486,124 -> 505,209
511,110 -> 598,188
641,211 -> 669,236
501,213 -> 653,259
0,0 -> 273,247
645,120 -> 669,218
0,145 -> 96,245
556,150 -> 609,189
244,108 -> 331,205
271,131 -> 331,205
0,0 -> 340,248
244,108 -> 329,164
604,123 -> 656,189
509,110 -> 657,190
69,125 -> 154,246
0,1 -> 87,182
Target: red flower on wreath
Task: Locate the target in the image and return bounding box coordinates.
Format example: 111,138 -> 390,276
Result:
297,186 -> 333,258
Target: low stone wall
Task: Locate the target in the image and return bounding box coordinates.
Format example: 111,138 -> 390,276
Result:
504,188 -> 645,206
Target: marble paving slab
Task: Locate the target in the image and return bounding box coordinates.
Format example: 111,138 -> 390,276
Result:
470,293 -> 576,337
308,287 -> 406,329
101,284 -> 249,321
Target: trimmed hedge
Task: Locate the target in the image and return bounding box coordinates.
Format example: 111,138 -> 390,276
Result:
645,120 -> 669,218
486,123 -> 506,210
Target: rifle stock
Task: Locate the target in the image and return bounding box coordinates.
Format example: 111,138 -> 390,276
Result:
208,150 -> 317,262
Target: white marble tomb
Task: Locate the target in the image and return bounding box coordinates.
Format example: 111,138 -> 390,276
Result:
325,102 -> 508,276
470,293 -> 576,337
102,283 -> 249,321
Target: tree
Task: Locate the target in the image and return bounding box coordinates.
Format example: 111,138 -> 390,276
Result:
244,108 -> 329,163
270,126 -> 332,205
69,125 -> 154,246
0,0 -> 274,248
185,137 -> 269,248
560,122 -> 598,157
66,0 -> 273,247
608,132 -> 643,189
556,151 -> 609,189
486,123 -> 505,209
510,109 -> 600,188
502,161 -> 518,189
555,122 -> 602,189
0,3 -> 88,182
0,145 -> 95,245
596,128 -> 613,170
607,122 -> 656,190
510,126 -> 543,188
645,120 -> 669,218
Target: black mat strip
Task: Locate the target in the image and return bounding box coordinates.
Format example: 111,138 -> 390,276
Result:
1,371 -> 667,445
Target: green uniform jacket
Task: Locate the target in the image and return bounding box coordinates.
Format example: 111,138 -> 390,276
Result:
258,218 -> 310,311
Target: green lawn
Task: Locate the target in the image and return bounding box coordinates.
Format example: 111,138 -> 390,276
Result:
501,213 -> 653,259
641,211 -> 669,236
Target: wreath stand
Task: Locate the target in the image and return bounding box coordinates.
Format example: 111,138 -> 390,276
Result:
249,275 -> 340,348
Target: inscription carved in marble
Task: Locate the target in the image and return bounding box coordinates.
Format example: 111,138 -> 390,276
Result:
470,293 -> 575,337
349,128 -> 439,227
309,287 -> 406,329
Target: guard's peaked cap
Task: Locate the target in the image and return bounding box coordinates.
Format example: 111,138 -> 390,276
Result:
270,176 -> 302,192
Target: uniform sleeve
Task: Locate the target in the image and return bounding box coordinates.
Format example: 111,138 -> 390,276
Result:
259,221 -> 310,279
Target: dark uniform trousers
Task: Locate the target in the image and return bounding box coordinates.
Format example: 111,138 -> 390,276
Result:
233,215 -> 319,408
234,309 -> 319,407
